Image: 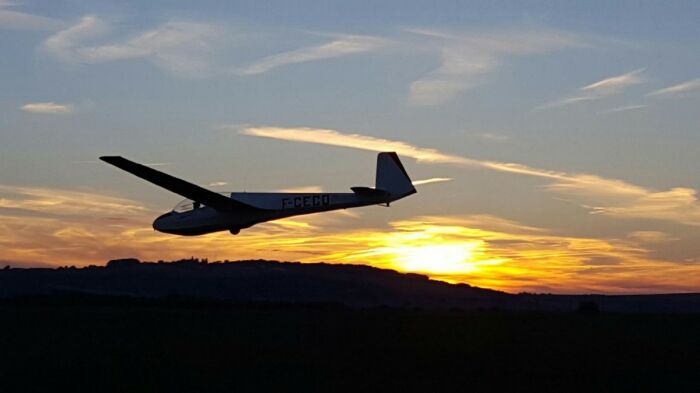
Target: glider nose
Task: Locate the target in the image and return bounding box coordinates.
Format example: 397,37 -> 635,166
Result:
153,212 -> 173,232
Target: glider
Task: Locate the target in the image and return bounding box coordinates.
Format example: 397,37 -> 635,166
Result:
100,152 -> 416,235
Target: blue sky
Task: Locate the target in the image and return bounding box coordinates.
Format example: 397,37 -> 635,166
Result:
1,0 -> 699,293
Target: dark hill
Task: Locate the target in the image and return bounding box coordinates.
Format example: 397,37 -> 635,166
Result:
1,258 -> 699,312
0,258 -> 511,309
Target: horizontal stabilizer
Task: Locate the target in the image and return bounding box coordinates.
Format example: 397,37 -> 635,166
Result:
100,156 -> 257,212
350,186 -> 390,197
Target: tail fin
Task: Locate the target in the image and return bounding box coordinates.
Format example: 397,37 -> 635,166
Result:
376,152 -> 416,198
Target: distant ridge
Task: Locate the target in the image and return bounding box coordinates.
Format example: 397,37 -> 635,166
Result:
1,258 -> 699,313
0,258 -> 508,309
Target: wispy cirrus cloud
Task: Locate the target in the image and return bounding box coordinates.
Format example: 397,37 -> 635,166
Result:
647,78 -> 700,98
21,102 -> 74,114
598,104 -> 647,115
237,34 -> 390,75
585,187 -> 700,224
412,177 -> 453,186
237,125 -> 700,226
581,69 -> 646,92
0,0 -> 65,30
475,132 -> 509,142
240,126 -> 473,164
142,162 -> 173,167
535,68 -> 645,111
43,16 -> 223,78
406,29 -> 581,106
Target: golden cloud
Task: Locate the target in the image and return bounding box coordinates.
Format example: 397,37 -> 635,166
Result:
0,185 -> 149,216
2,184 -> 697,295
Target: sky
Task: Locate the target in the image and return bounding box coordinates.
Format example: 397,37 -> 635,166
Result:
1,0 -> 700,294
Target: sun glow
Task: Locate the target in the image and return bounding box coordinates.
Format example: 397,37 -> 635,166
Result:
345,224 -> 508,276
393,243 -> 480,274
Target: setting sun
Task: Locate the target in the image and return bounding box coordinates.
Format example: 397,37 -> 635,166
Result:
328,221 -> 510,278
392,243 -> 480,274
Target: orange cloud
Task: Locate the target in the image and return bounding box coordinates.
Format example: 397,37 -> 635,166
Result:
1,184 -> 697,294
311,216 -> 699,294
0,185 -> 148,216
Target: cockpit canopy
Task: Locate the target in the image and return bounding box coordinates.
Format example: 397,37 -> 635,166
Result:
172,192 -> 231,213
173,199 -> 201,213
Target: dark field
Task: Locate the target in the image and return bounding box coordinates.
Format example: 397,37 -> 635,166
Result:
1,298 -> 699,392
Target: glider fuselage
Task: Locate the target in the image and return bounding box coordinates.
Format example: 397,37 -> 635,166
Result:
153,191 -> 397,236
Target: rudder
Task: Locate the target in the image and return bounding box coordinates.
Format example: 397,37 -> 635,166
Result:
376,152 -> 416,198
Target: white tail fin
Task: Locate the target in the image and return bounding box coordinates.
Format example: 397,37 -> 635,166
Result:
376,152 -> 416,198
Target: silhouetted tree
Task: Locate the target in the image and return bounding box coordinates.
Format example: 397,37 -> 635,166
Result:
107,258 -> 141,268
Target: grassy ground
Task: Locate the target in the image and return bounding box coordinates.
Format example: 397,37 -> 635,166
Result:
1,298 -> 699,392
